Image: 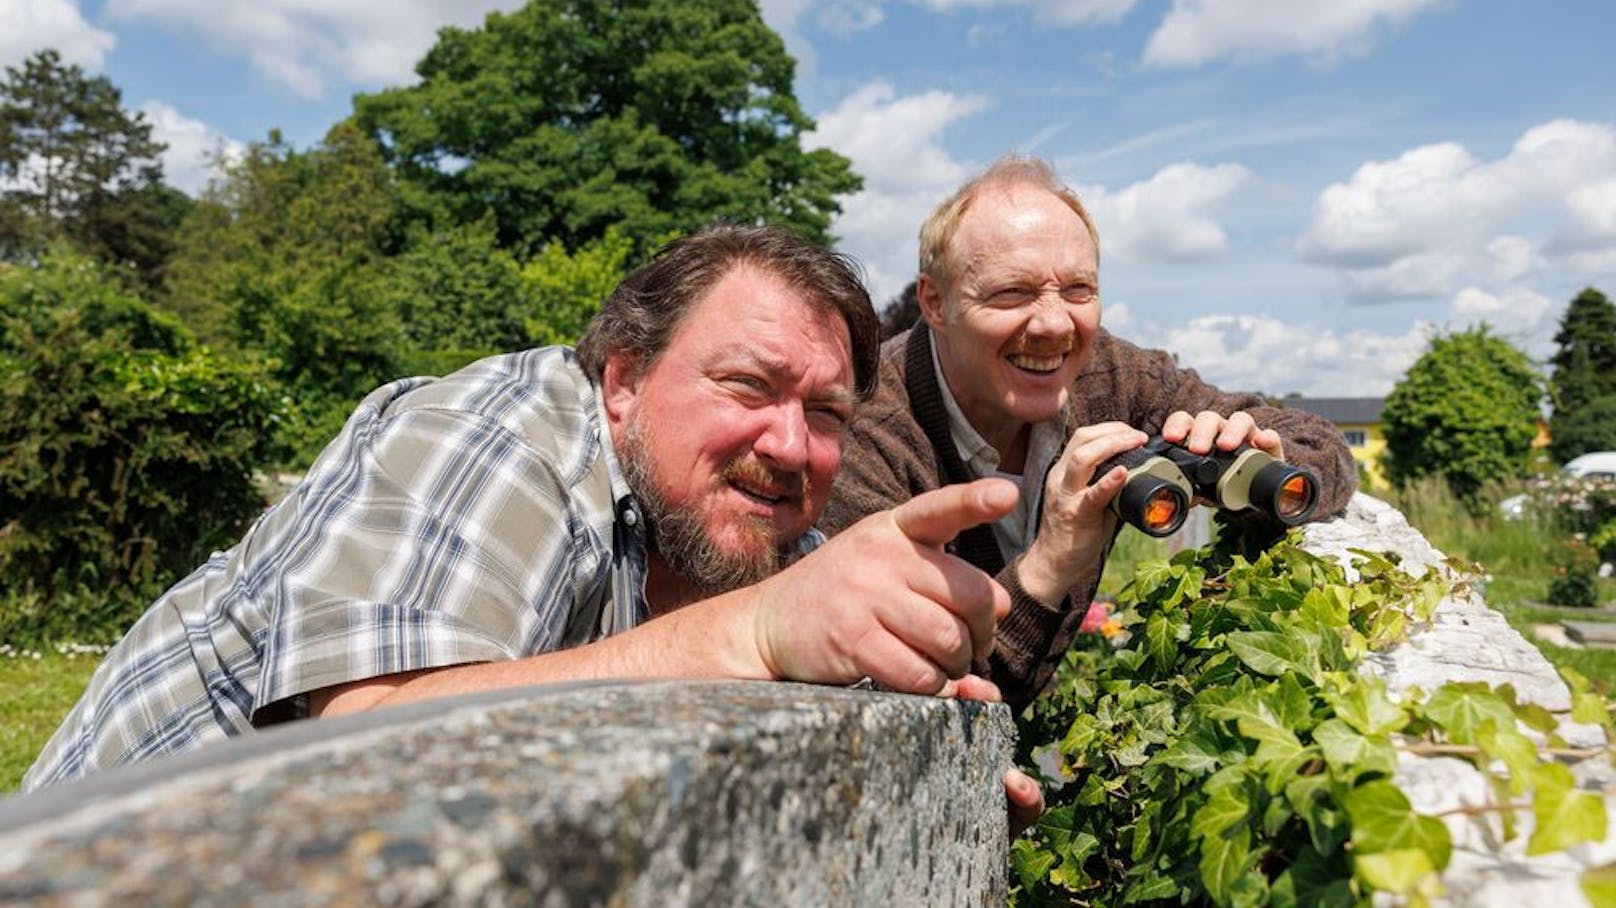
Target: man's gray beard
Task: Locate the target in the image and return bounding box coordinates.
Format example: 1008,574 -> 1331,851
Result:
619,418 -> 784,598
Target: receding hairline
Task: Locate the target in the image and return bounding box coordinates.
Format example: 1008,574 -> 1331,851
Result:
918,155 -> 1100,290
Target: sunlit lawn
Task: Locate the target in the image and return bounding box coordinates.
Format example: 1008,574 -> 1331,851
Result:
0,650 -> 100,793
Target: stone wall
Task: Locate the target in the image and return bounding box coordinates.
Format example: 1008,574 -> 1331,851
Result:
0,681 -> 1012,906
1303,494 -> 1616,908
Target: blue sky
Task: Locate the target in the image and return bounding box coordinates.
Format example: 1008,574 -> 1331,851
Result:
6,0 -> 1615,397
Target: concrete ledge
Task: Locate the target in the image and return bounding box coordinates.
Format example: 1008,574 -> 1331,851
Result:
0,681 -> 1012,906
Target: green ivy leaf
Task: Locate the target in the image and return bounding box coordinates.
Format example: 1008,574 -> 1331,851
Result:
1313,718 -> 1397,776
1224,631 -> 1311,678
1198,824 -> 1256,906
1326,679 -> 1407,736
1528,762 -> 1610,855
1343,780 -> 1453,870
1423,682 -> 1516,746
1476,724 -> 1539,797
1191,784 -> 1251,841
1354,848 -> 1437,895
1146,611 -> 1178,674
1581,860 -> 1616,908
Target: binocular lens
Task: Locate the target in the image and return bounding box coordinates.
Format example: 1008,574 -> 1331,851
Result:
1113,473 -> 1189,537
1142,489 -> 1184,534
1276,474 -> 1315,522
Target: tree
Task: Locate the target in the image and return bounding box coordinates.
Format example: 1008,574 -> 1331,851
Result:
1381,326 -> 1542,509
0,249 -> 280,642
161,123 -> 406,465
0,50 -> 183,281
1548,287 -> 1616,463
351,0 -> 859,254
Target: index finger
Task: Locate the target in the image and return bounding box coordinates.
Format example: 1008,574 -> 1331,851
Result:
891,478 -> 1018,549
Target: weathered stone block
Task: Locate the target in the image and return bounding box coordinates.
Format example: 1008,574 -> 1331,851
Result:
0,681 -> 1012,906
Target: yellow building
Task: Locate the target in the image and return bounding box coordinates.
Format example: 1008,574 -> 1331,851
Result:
1284,397 -> 1387,489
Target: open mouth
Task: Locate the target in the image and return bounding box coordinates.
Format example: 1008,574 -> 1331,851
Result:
1007,352 -> 1066,374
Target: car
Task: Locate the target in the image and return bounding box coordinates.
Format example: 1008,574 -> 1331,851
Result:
1563,451 -> 1616,480
1499,452 -> 1616,519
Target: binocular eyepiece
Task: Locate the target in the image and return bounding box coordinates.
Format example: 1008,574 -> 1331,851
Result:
1096,437 -> 1318,537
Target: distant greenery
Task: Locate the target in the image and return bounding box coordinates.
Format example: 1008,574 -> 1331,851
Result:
1549,287 -> 1616,463
1382,327 -> 1542,512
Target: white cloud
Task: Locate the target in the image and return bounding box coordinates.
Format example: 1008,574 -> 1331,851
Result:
0,0 -> 115,69
1299,120 -> 1616,302
1448,286 -> 1554,333
1081,162 -> 1253,264
104,0 -> 519,97
1143,0 -> 1448,68
1122,310 -> 1431,396
806,81 -> 989,300
140,101 -> 244,195
1553,177 -> 1616,251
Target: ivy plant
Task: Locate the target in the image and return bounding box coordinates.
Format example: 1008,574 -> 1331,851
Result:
1011,533 -> 1613,907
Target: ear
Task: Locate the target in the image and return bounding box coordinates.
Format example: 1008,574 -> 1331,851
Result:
600,350 -> 644,431
917,274 -> 949,329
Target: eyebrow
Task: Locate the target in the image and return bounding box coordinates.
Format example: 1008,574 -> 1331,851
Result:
716,349 -> 857,408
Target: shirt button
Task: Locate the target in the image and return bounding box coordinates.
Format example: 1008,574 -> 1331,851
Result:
623,507 -> 638,527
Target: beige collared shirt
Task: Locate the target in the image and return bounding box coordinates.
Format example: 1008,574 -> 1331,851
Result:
929,338 -> 1066,563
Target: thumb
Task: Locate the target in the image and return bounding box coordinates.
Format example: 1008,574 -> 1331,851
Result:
891,478 -> 1018,548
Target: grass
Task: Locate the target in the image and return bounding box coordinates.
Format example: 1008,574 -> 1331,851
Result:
0,649 -> 101,793
1382,476 -> 1616,691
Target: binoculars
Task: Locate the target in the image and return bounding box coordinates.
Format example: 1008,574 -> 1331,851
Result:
1097,437 -> 1318,537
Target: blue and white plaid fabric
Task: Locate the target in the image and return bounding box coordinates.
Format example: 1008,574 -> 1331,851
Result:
28,347 -> 655,790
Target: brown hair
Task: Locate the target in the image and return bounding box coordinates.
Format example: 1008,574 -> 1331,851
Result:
577,223 -> 880,398
917,154 -> 1100,291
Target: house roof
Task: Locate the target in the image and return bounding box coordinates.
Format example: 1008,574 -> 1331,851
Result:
1283,397 -> 1385,424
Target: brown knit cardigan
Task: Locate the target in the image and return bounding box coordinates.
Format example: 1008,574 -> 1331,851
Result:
819,324 -> 1358,708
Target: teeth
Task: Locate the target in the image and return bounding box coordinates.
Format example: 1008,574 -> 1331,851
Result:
1009,354 -> 1064,372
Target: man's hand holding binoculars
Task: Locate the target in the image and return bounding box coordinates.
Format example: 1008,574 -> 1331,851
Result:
1014,410 -> 1310,606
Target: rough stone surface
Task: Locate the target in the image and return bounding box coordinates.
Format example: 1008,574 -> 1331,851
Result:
1303,494 -> 1616,907
0,681 -> 1012,906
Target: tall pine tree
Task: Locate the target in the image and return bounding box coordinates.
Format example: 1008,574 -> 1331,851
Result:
0,49 -> 186,282
1548,287 -> 1616,462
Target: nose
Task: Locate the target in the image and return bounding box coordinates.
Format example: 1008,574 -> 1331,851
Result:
754,399 -> 810,473
1026,291 -> 1073,338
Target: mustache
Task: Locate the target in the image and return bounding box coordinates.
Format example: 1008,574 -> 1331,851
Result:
1006,337 -> 1075,357
722,456 -> 807,504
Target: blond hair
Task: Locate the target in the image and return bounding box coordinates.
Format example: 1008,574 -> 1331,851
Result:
917,154 -> 1099,290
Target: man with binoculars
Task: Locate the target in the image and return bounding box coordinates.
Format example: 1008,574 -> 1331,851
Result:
820,154 -> 1357,710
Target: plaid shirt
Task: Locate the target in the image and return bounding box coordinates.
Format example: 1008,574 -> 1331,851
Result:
25,347 -> 820,791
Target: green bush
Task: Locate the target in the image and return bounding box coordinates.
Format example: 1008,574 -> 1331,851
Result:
1382,327 -> 1542,512
1547,538 -> 1602,608
0,256 -> 283,644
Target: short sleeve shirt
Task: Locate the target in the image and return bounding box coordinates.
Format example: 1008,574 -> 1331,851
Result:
25,347 -> 818,791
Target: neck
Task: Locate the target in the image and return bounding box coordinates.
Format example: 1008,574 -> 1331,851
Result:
985,421 -> 1032,474
644,553 -> 701,618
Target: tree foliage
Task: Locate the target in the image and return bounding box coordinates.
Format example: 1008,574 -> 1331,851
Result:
0,251 -> 280,643
0,50 -> 185,282
1381,327 -> 1542,509
351,0 -> 859,254
161,123 -> 407,464
1549,287 -> 1616,463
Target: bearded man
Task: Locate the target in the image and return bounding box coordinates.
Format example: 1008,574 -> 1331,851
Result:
26,225 -> 1025,799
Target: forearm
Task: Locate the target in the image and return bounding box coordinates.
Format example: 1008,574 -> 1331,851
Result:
316,592 -> 773,717
986,555 -> 1102,710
